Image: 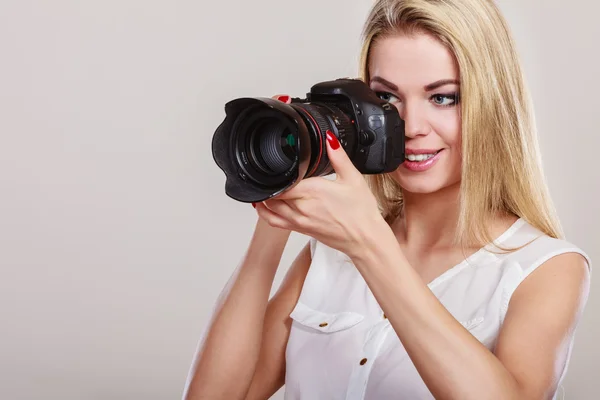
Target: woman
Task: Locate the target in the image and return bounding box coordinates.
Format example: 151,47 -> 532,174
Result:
184,0 -> 592,398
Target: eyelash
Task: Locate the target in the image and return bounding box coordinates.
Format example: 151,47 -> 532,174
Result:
375,91 -> 460,107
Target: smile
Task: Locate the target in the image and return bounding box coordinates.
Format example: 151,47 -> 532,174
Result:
405,150 -> 441,162
402,149 -> 444,172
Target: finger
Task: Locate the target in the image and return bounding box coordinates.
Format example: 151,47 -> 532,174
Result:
255,202 -> 294,230
263,198 -> 300,221
325,130 -> 360,182
272,94 -> 291,104
274,179 -> 318,201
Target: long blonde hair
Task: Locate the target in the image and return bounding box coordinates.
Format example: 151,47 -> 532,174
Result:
359,0 -> 563,247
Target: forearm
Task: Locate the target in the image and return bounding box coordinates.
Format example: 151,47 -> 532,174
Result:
183,219 -> 291,400
350,223 -> 524,400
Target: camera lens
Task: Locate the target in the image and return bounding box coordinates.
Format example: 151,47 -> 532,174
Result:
250,119 -> 296,174
230,106 -> 299,188
212,94 -> 359,203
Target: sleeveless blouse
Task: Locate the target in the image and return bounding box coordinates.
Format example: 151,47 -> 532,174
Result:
284,218 -> 592,399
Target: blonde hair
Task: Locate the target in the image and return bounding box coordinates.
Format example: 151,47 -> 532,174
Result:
359,0 -> 563,247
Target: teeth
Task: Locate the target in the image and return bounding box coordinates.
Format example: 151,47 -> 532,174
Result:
406,152 -> 438,162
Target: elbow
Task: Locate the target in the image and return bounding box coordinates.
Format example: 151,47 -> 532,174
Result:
511,377 -> 557,400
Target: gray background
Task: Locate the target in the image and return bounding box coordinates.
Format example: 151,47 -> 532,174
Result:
0,1 -> 597,399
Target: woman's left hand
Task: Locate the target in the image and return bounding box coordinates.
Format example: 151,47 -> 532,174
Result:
254,130 -> 387,259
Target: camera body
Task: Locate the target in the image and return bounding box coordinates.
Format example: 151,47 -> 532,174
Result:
211,78 -> 405,203
300,78 -> 405,174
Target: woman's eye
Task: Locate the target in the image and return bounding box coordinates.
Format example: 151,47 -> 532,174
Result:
375,91 -> 400,103
431,93 -> 459,107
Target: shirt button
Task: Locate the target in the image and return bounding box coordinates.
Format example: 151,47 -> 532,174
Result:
383,313 -> 387,319
359,358 -> 368,365
319,322 -> 328,327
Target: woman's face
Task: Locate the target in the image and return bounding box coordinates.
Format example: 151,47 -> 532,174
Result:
368,32 -> 462,194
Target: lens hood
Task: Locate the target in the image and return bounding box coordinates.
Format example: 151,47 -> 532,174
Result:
212,97 -> 312,203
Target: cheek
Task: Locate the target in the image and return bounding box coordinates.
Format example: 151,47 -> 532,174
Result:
431,113 -> 461,146
432,114 -> 462,176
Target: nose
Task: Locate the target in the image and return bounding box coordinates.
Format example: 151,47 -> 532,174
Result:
398,102 -> 431,138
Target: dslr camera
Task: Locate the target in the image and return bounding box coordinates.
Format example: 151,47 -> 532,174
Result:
211,78 -> 405,203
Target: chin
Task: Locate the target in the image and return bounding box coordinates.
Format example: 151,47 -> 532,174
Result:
392,172 -> 460,195
400,181 -> 447,194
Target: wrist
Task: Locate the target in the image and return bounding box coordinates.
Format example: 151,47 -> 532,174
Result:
348,216 -> 396,264
254,218 -> 292,242
245,219 -> 291,270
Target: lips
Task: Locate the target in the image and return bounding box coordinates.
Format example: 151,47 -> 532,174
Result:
402,149 -> 444,172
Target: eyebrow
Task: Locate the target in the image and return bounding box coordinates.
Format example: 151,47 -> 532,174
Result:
370,76 -> 460,92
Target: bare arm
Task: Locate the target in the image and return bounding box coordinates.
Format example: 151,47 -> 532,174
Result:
352,221 -> 591,400
182,218 -> 312,400
244,238 -> 312,400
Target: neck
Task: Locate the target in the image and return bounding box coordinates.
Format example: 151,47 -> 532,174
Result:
392,182 -> 462,250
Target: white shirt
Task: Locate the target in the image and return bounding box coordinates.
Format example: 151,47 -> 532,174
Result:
283,218 -> 592,399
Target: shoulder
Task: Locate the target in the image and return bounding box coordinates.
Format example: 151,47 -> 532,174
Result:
509,248 -> 590,316
499,219 -> 592,281
496,219 -> 592,320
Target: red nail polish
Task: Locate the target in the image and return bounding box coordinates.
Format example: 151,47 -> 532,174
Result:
277,95 -> 290,103
326,130 -> 340,150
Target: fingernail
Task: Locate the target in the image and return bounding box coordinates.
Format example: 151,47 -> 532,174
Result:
252,202 -> 256,208
277,95 -> 290,103
326,130 -> 340,150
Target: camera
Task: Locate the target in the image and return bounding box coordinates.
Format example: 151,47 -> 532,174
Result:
211,78 -> 405,203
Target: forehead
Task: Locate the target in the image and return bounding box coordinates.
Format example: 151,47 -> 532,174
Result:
368,33 -> 459,89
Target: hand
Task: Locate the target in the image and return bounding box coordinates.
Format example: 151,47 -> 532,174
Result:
254,115 -> 386,259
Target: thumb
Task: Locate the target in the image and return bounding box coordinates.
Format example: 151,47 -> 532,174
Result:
325,130 -> 359,181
